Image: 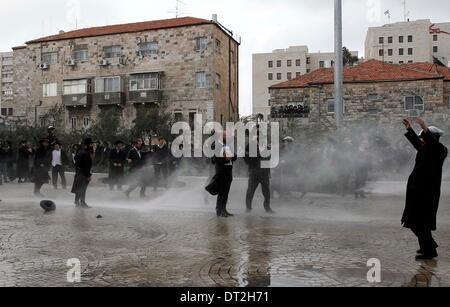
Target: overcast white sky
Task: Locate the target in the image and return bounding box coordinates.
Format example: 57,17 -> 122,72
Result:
1,0 -> 450,115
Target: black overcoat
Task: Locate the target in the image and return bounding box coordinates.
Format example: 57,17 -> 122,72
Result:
71,149 -> 93,194
32,146 -> 51,184
402,128 -> 448,231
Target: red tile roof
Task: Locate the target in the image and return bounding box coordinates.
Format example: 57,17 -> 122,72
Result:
403,62 -> 450,81
26,17 -> 213,44
270,59 -> 444,89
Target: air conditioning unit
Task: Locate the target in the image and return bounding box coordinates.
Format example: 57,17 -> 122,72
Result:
39,63 -> 49,70
99,59 -> 109,66
67,59 -> 76,66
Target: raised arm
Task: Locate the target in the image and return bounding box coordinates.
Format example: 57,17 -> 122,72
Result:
403,119 -> 422,151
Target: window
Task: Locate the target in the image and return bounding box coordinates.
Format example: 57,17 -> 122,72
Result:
306,57 -> 311,64
268,61 -> 273,68
433,35 -> 438,42
408,48 -> 413,55
296,59 -> 301,66
138,42 -> 158,56
73,49 -> 88,62
63,79 -> 90,95
399,36 -> 404,43
287,72 -> 292,80
41,52 -> 58,65
367,102 -> 379,116
42,83 -> 57,97
404,96 -> 424,111
215,39 -> 221,53
408,60 -> 413,63
379,49 -> 384,57
268,73 -> 273,81
287,60 -> 292,67
433,46 -> 438,53
129,73 -> 159,91
276,73 -> 282,80
196,72 -> 206,88
95,76 -> 121,93
71,117 -> 77,131
103,45 -> 122,58
388,49 -> 393,56
195,37 -> 208,51
319,61 -> 325,68
2,89 -> 12,96
368,94 -> 378,101
399,61 -> 404,64
296,72 -> 301,78
276,60 -> 281,67
327,99 -> 335,113
379,37 -> 384,44
306,69 -> 310,73
83,117 -> 90,128
408,35 -> 413,43
1,108 -> 6,116
174,112 -> 183,122
388,37 -> 393,44
215,73 -> 221,90
399,48 -> 404,56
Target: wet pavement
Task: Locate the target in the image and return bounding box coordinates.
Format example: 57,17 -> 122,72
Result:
0,177 -> 449,287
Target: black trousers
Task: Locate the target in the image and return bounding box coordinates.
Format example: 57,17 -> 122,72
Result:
246,169 -> 271,210
216,169 -> 233,214
411,227 -> 439,254
52,165 -> 67,188
154,164 -> 168,189
73,173 -> 90,204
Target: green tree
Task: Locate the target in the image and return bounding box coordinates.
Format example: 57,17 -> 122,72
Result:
343,47 -> 359,66
131,104 -> 174,141
89,108 -> 124,143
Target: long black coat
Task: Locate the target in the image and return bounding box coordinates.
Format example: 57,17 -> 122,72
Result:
71,149 -> 93,194
17,146 -> 32,177
402,128 -> 448,231
127,148 -> 146,173
109,149 -> 127,179
32,146 -> 51,184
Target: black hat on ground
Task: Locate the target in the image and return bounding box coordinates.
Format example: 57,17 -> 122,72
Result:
40,200 -> 56,212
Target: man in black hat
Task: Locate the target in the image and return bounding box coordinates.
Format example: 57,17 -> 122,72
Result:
108,140 -> 127,191
152,137 -> 170,191
125,139 -> 147,198
402,118 -> 448,260
51,141 -> 69,190
17,140 -> 33,183
33,139 -> 51,196
71,138 -> 95,208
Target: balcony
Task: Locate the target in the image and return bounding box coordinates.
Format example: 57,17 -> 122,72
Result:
95,92 -> 126,106
129,90 -> 162,104
63,94 -> 93,108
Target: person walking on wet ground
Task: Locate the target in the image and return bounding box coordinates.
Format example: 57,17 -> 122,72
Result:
402,118 -> 448,261
51,141 -> 69,190
17,140 -> 33,183
71,138 -> 96,209
108,140 -> 127,191
244,134 -> 275,214
125,139 -> 147,198
32,139 -> 51,196
152,137 -> 170,191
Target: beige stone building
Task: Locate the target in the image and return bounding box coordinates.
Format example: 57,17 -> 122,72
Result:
0,52 -> 14,120
252,46 -> 358,119
365,19 -> 450,67
11,16 -> 239,132
269,60 -> 450,129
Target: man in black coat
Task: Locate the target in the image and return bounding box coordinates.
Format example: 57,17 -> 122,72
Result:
244,136 -> 275,214
17,140 -> 33,183
108,140 -> 127,191
125,139 -> 147,198
0,141 -> 7,184
402,118 -> 448,260
33,139 -> 51,196
71,138 -> 95,208
212,132 -> 237,218
152,137 -> 170,191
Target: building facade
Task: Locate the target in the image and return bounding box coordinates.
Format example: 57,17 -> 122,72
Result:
0,52 -> 14,120
269,60 -> 450,129
252,46 -> 358,119
11,16 -> 239,132
365,19 -> 450,67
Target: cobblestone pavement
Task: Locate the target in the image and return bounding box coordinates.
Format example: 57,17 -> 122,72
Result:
0,177 -> 449,287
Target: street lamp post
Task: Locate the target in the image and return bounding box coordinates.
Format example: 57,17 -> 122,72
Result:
334,0 -> 344,128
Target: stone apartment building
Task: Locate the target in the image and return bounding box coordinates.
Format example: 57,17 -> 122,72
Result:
0,52 -> 14,120
252,46 -> 358,119
11,16 -> 239,132
365,19 -> 450,67
269,59 -> 450,129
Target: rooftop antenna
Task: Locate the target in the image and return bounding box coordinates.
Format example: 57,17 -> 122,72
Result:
168,0 -> 187,18
402,0 -> 410,22
384,10 -> 391,23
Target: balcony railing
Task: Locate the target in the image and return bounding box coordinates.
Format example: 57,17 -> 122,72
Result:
129,90 -> 162,104
95,92 -> 126,106
63,93 -> 93,108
